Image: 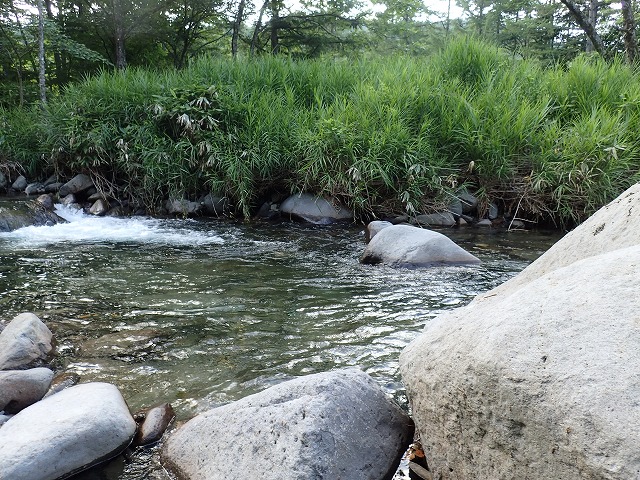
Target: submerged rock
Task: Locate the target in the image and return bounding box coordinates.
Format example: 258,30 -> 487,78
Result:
0,312 -> 54,370
360,224 -> 480,267
162,368 -> 413,480
280,193 -> 353,224
0,382 -> 136,479
0,368 -> 53,413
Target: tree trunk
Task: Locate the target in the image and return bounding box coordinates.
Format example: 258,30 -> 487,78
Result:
231,0 -> 246,57
270,0 -> 280,54
38,0 -> 47,105
559,0 -> 606,57
620,0 -> 638,63
112,0 -> 126,69
250,0 -> 269,55
585,0 -> 598,52
45,0 -> 64,85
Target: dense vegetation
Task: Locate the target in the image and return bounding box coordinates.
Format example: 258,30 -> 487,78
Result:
2,37 -> 640,227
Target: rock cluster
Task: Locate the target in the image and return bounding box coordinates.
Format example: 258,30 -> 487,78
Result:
0,312 -> 175,480
399,182 -> 640,479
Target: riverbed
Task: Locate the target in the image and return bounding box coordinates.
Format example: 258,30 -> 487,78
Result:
0,204 -> 560,478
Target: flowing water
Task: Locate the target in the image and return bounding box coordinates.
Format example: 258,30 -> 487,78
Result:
0,202 -> 561,479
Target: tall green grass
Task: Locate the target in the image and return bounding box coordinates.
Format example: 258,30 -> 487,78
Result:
2,36 -> 640,226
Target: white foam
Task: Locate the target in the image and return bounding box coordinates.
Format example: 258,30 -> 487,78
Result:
1,204 -> 224,248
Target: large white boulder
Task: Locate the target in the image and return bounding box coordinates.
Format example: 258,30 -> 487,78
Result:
280,193 -> 353,224
400,244 -> 640,478
486,182 -> 640,297
162,368 -> 413,480
360,224 -> 480,267
0,368 -> 53,413
0,313 -> 53,370
0,382 -> 136,479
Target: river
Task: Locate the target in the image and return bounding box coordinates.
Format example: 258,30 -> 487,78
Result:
0,204 -> 560,478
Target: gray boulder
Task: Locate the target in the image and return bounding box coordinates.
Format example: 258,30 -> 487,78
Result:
280,193 -> 353,224
0,382 -> 136,479
59,173 -> 94,197
202,194 -> 229,216
0,172 -> 7,190
162,368 -> 413,480
25,182 -> 45,195
44,182 -> 63,193
360,224 -> 480,267
0,368 -> 54,413
89,198 -> 109,216
0,312 -> 54,370
11,175 -> 27,191
457,190 -> 478,214
414,212 -> 456,227
400,244 -> 640,480
0,199 -> 65,232
365,220 -> 393,243
61,193 -> 77,206
133,403 -> 175,446
165,198 -> 202,216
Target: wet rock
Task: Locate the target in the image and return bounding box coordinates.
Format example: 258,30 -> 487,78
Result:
0,312 -> 54,370
0,199 -> 66,232
401,243 -> 640,480
36,194 -> 54,210
25,182 -> 45,195
59,173 -> 94,197
43,174 -> 59,186
90,198 -> 109,216
448,199 -> 463,218
133,403 -> 175,446
365,220 -> 392,243
61,193 -> 77,206
0,172 -> 7,190
476,219 -> 492,227
0,368 -> 54,413
162,368 -> 413,480
414,212 -> 456,227
106,206 -> 126,217
202,193 -> 229,216
165,198 -> 202,216
0,382 -> 136,479
508,219 -> 526,230
488,202 -> 499,220
360,224 -> 480,267
280,192 -> 353,224
42,372 -> 81,399
11,175 -> 27,191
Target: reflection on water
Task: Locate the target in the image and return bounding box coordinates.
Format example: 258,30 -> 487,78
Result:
0,204 -> 560,478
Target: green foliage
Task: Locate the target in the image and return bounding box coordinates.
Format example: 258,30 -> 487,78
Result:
3,38 -> 640,226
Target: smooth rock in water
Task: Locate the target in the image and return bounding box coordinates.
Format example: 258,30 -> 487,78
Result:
59,173 -> 94,197
89,198 -> 109,216
365,220 -> 393,243
280,192 -> 353,224
400,244 -> 640,480
0,199 -> 66,232
202,193 -> 228,216
0,172 -> 7,190
476,218 -> 493,227
0,312 -> 54,370
488,182 -> 640,298
36,194 -> 54,210
42,372 -> 81,399
165,198 -> 202,216
133,403 -> 175,446
415,212 -> 456,227
0,382 -> 136,479
61,193 -> 77,206
162,368 -> 414,480
11,175 -> 27,191
360,224 -> 480,267
25,182 -> 45,195
0,368 -> 54,413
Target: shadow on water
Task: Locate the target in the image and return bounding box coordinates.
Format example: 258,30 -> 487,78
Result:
0,205 -> 561,479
